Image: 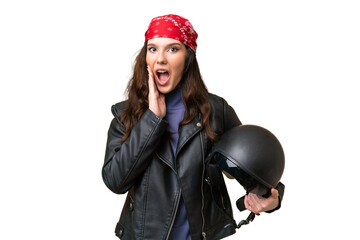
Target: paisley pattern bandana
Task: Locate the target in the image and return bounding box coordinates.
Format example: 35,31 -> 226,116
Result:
145,14 -> 198,54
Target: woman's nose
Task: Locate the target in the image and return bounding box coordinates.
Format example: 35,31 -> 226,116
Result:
156,51 -> 167,64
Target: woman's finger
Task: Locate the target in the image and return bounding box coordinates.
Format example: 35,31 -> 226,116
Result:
147,65 -> 155,93
247,193 -> 261,214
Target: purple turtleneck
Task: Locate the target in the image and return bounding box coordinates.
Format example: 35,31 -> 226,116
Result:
165,88 -> 191,240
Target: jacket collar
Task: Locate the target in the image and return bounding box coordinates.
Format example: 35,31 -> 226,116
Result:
155,132 -> 176,172
176,113 -> 203,157
156,114 -> 204,171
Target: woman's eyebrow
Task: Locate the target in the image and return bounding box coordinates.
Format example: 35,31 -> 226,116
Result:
167,43 -> 182,47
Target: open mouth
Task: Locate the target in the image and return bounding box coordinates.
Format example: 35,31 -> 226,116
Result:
156,70 -> 170,85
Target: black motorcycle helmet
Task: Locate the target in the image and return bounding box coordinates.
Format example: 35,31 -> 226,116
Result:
209,124 -> 285,198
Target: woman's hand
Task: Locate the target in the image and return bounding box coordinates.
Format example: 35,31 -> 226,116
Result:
244,188 -> 279,214
147,65 -> 166,118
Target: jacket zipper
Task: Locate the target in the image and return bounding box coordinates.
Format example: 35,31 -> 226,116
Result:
199,131 -> 206,239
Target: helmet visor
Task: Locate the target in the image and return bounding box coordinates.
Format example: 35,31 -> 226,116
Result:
213,153 -> 270,198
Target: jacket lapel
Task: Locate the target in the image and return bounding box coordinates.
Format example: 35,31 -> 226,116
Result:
176,114 -> 203,157
155,114 -> 204,171
155,132 -> 176,172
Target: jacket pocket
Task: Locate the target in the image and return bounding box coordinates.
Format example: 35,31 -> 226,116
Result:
205,163 -> 233,216
115,222 -> 124,239
203,162 -> 236,239
116,187 -> 135,239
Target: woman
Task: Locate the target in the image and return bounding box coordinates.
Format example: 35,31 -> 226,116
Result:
102,14 -> 284,240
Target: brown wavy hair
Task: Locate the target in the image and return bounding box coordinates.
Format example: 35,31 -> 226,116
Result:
120,42 -> 217,143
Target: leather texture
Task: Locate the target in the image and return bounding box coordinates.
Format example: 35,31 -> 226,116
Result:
102,93 -> 243,239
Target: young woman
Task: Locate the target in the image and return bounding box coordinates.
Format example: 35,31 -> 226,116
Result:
102,14 -> 284,240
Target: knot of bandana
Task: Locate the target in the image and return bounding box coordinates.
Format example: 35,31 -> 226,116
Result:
145,14 -> 198,54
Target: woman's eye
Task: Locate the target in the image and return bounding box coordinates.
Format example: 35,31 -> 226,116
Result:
169,47 -> 178,52
148,47 -> 156,53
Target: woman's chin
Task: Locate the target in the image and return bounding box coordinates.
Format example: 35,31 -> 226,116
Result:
157,87 -> 170,94
156,84 -> 173,94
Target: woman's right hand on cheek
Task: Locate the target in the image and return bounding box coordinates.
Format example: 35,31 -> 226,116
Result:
147,65 -> 166,119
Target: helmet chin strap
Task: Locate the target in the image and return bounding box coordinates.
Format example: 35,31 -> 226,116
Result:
237,212 -> 256,228
235,192 -> 264,229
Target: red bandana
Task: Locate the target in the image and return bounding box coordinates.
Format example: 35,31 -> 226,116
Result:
145,14 -> 198,54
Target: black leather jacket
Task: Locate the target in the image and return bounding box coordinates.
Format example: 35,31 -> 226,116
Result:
102,93 -> 274,239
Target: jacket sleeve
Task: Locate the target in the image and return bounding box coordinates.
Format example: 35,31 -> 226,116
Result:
222,98 -> 242,132
102,106 -> 168,194
209,94 -> 242,135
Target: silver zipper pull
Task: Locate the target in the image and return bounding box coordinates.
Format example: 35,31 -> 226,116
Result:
205,177 -> 211,185
202,232 -> 207,239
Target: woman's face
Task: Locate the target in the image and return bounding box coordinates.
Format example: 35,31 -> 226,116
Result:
146,38 -> 187,94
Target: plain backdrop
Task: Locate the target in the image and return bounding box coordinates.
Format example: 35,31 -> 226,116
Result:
1,0 -> 359,239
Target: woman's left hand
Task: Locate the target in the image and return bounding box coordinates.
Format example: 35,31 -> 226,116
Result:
244,188 -> 279,214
